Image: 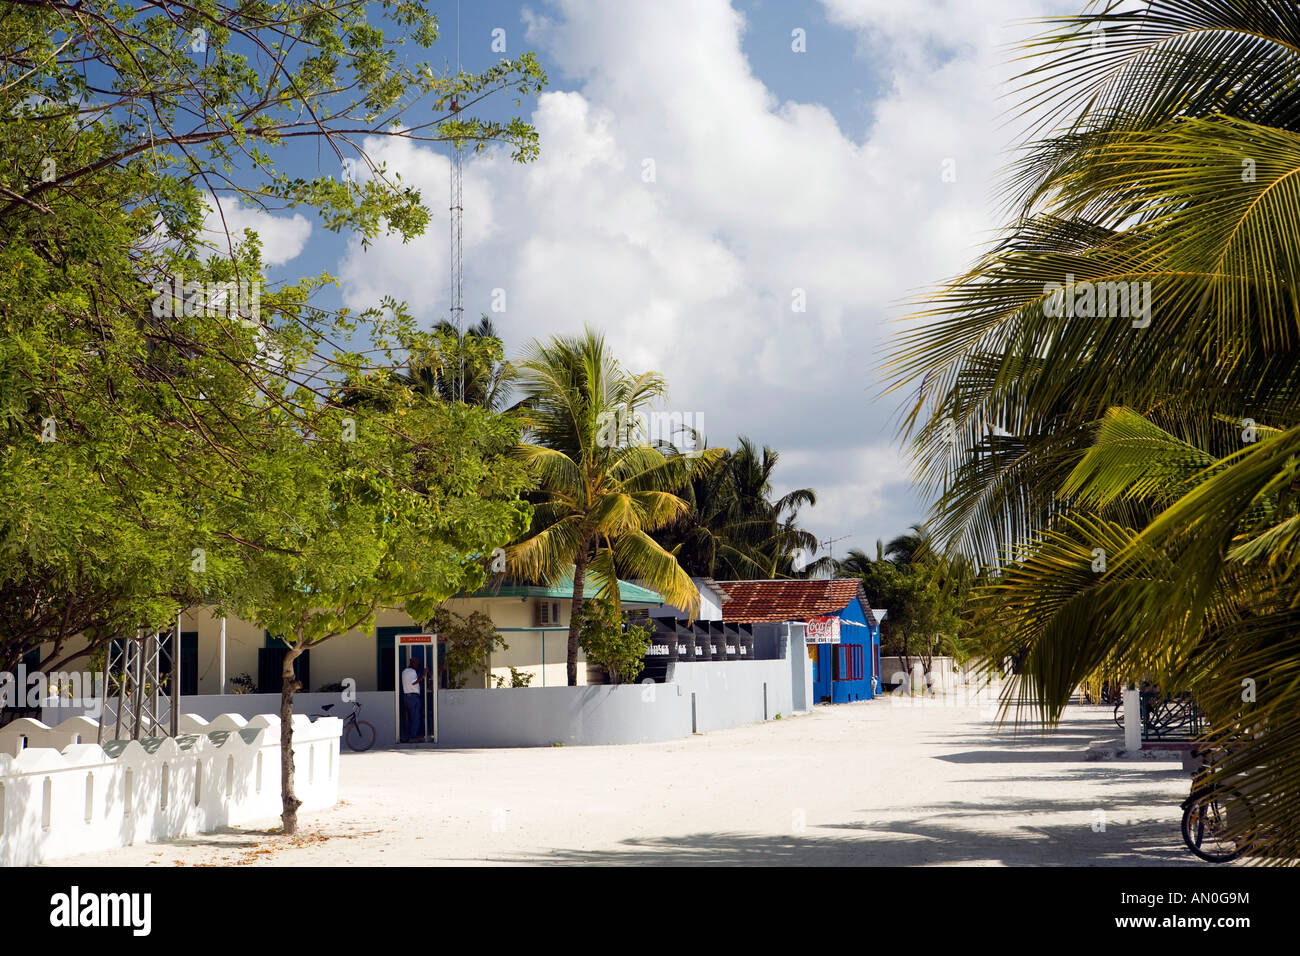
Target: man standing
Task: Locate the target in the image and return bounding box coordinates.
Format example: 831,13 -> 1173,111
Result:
401,655 -> 420,743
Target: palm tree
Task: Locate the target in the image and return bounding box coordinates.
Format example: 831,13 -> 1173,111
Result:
890,0 -> 1300,859
655,436 -> 829,578
338,316 -> 515,412
881,526 -> 927,568
410,316 -> 516,411
507,328 -> 724,685
837,545 -> 881,576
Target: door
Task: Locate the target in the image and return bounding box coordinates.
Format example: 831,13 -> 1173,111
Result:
377,625 -> 424,692
160,631 -> 199,696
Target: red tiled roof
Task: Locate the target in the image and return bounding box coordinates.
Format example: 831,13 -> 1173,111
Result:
713,579 -> 871,623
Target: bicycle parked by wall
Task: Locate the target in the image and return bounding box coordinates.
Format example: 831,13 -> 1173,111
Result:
310,700 -> 376,752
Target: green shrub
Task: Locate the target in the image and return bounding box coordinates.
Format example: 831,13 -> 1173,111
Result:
576,596 -> 652,684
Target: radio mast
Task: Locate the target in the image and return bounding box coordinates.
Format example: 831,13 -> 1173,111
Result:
449,0 -> 465,402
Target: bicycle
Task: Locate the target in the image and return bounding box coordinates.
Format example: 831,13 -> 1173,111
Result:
311,700 -> 376,752
1180,752 -> 1255,864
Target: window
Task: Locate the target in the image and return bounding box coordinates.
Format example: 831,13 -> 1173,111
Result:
834,644 -> 863,682
535,600 -> 561,626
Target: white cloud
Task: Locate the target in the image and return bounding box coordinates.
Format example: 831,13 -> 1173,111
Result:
335,0 -> 1075,555
200,194 -> 312,267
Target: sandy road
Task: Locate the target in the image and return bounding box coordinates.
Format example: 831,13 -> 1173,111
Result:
54,698 -> 1198,866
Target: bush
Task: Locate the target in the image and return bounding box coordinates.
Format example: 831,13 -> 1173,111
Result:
493,667 -> 534,688
430,607 -> 508,688
229,673 -> 255,695
576,597 -> 652,684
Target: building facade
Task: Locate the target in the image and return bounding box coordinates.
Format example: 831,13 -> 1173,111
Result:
713,579 -> 879,704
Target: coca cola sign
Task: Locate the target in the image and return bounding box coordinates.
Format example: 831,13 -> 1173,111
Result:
805,616 -> 841,644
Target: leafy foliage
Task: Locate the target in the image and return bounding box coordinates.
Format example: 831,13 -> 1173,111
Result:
0,1 -> 547,832
431,607 -> 509,689
575,595 -> 652,685
889,0 -> 1300,861
655,437 -> 831,579
506,328 -> 723,685
838,529 -> 970,672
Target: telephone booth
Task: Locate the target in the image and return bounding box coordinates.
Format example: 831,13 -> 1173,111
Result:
393,633 -> 438,745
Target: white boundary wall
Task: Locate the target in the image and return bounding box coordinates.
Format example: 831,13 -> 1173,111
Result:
121,652 -> 809,750
879,656 -> 963,694
0,713 -> 341,867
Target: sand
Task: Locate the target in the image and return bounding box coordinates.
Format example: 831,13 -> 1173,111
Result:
51,697 -> 1198,866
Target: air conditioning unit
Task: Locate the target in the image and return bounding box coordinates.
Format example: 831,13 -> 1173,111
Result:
535,600 -> 562,626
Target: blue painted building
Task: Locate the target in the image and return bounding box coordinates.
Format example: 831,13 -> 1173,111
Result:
715,579 -> 880,704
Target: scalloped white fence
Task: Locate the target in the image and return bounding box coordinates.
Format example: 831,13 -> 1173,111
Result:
0,713 -> 341,867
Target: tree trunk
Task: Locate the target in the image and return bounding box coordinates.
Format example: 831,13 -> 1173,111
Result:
566,542 -> 590,687
280,643 -> 304,834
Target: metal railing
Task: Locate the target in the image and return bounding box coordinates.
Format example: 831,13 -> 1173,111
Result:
1140,690 -> 1204,741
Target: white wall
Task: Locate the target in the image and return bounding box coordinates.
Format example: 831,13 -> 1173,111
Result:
879,656 -> 961,693
0,713 -> 341,867
142,653 -> 804,750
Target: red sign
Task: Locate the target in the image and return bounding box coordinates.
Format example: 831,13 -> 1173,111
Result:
805,616 -> 841,644
399,633 -> 437,645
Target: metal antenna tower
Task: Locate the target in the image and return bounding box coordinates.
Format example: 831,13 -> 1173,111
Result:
97,623 -> 181,743
449,0 -> 465,402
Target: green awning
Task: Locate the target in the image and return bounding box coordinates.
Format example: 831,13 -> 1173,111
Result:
471,570 -> 663,605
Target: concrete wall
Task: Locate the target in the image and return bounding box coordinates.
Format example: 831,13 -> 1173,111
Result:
879,656 -> 960,693
437,683 -> 684,747
436,657 -> 796,747
112,651 -> 807,750
671,658 -> 796,729
0,713 -> 341,866
787,622 -> 812,713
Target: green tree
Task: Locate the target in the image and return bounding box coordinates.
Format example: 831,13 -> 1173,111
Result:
2,2 -> 544,245
889,0 -> 1300,858
430,606 -> 508,689
838,528 -> 971,686
227,393 -> 530,832
507,328 -> 724,685
575,595 -> 652,685
656,436 -> 829,579
1,0 -> 545,673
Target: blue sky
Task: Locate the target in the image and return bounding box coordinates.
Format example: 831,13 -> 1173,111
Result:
209,0 -> 1077,562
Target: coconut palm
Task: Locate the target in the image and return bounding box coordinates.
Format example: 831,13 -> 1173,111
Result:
338,316 -> 515,413
507,328 -> 724,685
658,436 -> 830,578
890,0 -> 1300,860
409,316 -> 516,411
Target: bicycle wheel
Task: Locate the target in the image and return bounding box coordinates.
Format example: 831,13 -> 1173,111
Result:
1182,788 -> 1254,863
1113,701 -> 1124,728
344,719 -> 377,752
